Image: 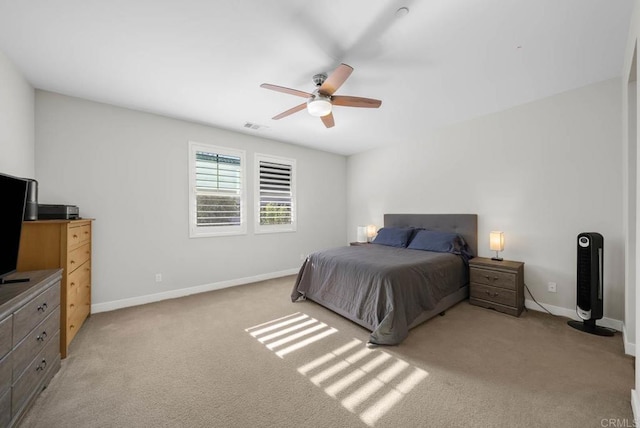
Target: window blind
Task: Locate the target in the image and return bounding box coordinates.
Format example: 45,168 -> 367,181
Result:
258,160 -> 292,226
195,151 -> 242,227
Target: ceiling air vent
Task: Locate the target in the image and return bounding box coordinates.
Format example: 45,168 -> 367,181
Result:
243,122 -> 268,131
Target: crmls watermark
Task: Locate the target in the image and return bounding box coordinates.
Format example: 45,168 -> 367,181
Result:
601,419 -> 637,428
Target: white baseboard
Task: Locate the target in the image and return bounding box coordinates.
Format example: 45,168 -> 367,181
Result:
632,390 -> 640,425
623,323 -> 637,356
91,268 -> 299,314
524,299 -> 623,332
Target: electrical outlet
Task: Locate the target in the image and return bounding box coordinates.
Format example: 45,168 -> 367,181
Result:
547,282 -> 557,293
155,273 -> 162,282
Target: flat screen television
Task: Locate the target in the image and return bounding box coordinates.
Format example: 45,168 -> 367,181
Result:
0,172 -> 29,284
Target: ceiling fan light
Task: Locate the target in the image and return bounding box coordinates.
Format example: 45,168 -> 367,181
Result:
307,97 -> 332,117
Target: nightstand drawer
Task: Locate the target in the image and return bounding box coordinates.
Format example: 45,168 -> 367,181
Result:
469,298 -> 521,317
470,268 -> 516,290
470,283 -> 516,307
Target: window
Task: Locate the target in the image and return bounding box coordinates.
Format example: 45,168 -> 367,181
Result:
189,141 -> 246,237
255,154 -> 296,233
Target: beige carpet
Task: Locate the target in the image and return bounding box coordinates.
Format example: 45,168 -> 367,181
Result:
20,276 -> 634,428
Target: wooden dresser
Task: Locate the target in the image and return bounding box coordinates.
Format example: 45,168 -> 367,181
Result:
469,257 -> 524,317
17,219 -> 93,358
0,269 -> 62,428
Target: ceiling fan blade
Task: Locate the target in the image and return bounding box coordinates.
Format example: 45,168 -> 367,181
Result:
321,112 -> 335,128
260,83 -> 312,98
319,63 -> 353,95
272,103 -> 307,120
331,96 -> 382,108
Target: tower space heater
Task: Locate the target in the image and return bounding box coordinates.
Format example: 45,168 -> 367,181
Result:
567,232 -> 614,336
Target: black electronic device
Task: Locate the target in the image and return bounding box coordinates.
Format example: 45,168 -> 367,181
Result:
37,204 -> 79,220
568,232 -> 614,336
0,172 -> 30,284
23,178 -> 38,221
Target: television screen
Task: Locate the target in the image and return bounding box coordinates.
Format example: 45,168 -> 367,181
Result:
0,172 -> 28,283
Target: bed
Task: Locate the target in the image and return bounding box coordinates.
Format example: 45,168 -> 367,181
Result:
291,214 -> 477,345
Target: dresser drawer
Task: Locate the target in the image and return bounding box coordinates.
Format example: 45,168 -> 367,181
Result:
67,261 -> 91,316
76,283 -> 91,322
67,260 -> 91,297
0,315 -> 12,359
12,307 -> 60,382
470,268 -> 516,290
66,295 -> 89,324
67,224 -> 91,249
0,352 -> 10,398
67,301 -> 90,346
0,388 -> 10,428
471,283 -> 517,307
13,283 -> 60,345
12,330 -> 60,414
67,243 -> 91,274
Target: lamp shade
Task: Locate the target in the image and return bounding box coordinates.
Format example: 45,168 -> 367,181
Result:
489,231 -> 504,252
307,96 -> 332,117
357,226 -> 367,243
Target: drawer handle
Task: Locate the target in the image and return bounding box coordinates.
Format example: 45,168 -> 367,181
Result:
36,359 -> 47,371
70,324 -> 75,330
73,234 -> 78,239
485,291 -> 499,298
70,260 -> 75,265
70,303 -> 75,308
36,331 -> 48,341
37,303 -> 48,312
484,275 -> 499,281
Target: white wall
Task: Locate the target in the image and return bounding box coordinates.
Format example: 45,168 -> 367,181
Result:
625,75 -> 637,354
0,50 -> 34,177
35,91 -> 347,307
622,0 -> 640,416
348,78 -> 623,322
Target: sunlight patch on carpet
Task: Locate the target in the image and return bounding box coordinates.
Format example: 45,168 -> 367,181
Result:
245,312 -> 337,358
246,313 -> 429,426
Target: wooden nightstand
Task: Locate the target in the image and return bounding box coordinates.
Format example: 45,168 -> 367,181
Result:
469,257 -> 524,317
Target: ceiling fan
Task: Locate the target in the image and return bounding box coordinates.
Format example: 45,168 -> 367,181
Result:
260,63 -> 382,128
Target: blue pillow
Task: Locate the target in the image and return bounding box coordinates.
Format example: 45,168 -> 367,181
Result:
372,227 -> 414,248
407,229 -> 465,253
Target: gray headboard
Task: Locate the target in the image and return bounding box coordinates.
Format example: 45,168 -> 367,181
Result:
384,214 -> 478,257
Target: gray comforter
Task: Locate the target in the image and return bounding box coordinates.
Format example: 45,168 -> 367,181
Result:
291,244 -> 468,345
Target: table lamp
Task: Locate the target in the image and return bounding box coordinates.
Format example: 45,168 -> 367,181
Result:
490,231 -> 504,261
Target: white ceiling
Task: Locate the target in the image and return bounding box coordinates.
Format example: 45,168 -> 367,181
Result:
0,0 -> 633,155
